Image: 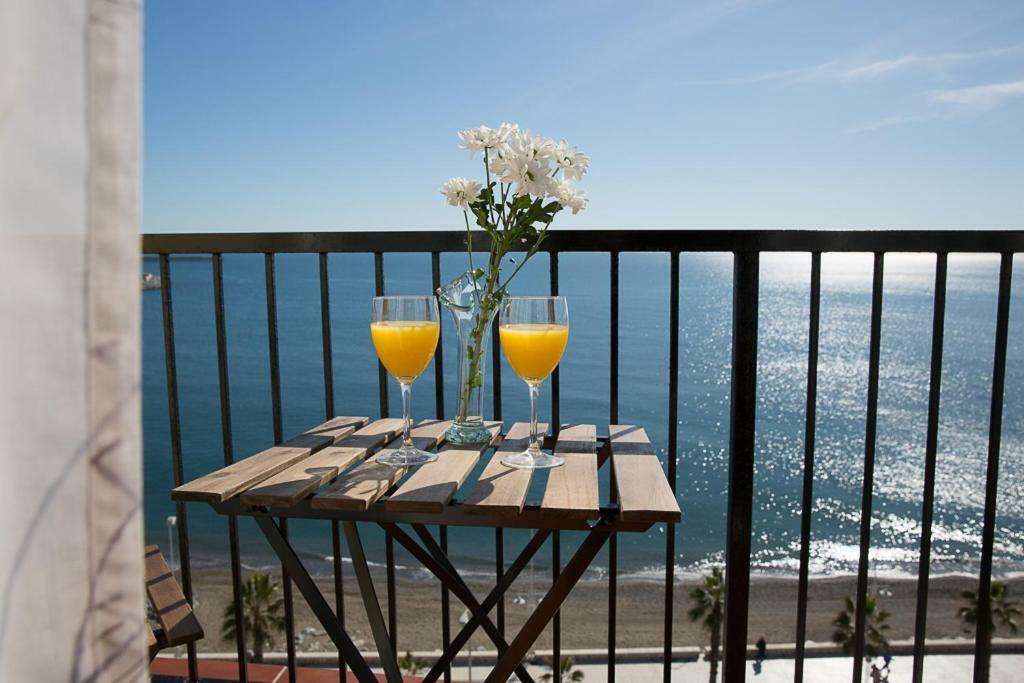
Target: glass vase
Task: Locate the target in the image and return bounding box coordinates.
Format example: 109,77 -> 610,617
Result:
437,271 -> 499,444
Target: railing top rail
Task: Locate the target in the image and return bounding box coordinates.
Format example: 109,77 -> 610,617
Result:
141,229 -> 1024,255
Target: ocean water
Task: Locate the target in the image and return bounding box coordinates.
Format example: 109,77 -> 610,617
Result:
142,250 -> 1024,581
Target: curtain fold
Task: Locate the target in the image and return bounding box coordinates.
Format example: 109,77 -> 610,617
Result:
0,0 -> 145,680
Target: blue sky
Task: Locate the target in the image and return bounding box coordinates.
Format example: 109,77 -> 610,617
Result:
144,1 -> 1024,232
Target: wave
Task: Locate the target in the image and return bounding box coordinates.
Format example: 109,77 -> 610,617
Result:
186,547 -> 1022,585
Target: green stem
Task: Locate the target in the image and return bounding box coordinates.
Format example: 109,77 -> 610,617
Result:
455,185 -> 552,429
497,228 -> 548,295
484,149 -> 498,227
455,258 -> 501,425
463,211 -> 476,278
497,182 -> 510,229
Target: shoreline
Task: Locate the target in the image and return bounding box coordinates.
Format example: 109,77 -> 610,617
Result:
182,548 -> 1021,585
177,568 -> 1020,656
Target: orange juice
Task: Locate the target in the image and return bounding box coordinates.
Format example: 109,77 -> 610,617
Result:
370,321 -> 440,380
499,323 -> 569,382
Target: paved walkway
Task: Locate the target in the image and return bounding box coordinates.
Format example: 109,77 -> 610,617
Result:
153,654 -> 1024,681
508,654 -> 1024,682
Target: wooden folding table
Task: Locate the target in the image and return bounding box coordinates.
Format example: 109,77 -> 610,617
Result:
172,416 -> 680,683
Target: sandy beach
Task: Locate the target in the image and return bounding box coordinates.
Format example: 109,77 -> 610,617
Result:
181,569 -> 1008,656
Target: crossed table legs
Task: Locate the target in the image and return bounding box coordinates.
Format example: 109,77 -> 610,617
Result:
253,515 -> 614,683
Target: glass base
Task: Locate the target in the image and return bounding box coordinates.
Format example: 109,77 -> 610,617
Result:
501,450 -> 564,470
445,422 -> 493,445
376,447 -> 438,467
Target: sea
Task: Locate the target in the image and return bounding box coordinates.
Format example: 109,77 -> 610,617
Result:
141,250 -> 1024,583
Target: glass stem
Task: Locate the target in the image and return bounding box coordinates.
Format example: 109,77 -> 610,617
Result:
400,381 -> 413,449
528,381 -> 541,454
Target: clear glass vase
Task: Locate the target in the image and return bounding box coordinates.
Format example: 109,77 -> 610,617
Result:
437,271 -> 499,444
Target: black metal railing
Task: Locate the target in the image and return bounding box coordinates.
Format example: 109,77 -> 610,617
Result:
144,229 -> 1024,683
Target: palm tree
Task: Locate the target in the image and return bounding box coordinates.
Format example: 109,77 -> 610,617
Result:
959,581 -> 1022,635
399,651 -> 428,676
538,655 -> 584,683
832,594 -> 891,661
687,566 -> 725,683
221,572 -> 286,663
958,580 -> 1021,672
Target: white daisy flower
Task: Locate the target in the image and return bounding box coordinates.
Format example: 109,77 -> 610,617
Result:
552,178 -> 588,214
440,177 -> 482,209
487,143 -> 516,176
458,123 -> 520,158
501,158 -> 552,197
494,122 -> 519,145
510,130 -> 557,162
554,140 -> 589,181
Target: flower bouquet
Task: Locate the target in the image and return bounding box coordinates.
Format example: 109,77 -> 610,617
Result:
437,123 -> 588,443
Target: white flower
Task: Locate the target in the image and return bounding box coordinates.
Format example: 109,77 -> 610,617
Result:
457,122 -> 519,158
512,130 -> 557,162
552,178 -> 588,214
486,127 -> 560,176
440,177 -> 482,209
487,143 -> 517,176
448,124 -> 587,206
457,127 -> 492,157
495,122 -> 519,144
554,140 -> 589,181
501,157 -> 551,197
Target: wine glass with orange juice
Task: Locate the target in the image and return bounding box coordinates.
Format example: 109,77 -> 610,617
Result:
498,296 -> 569,469
370,296 -> 440,466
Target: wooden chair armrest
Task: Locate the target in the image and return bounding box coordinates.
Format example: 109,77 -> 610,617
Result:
144,545 -> 204,647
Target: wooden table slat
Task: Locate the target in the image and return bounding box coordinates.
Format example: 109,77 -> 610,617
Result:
385,422 -> 502,513
144,545 -> 204,647
462,423 -> 548,517
171,416 -> 368,503
312,420 -> 450,511
239,418 -> 405,507
609,424 -> 681,523
541,424 -> 600,519
607,424 -> 657,455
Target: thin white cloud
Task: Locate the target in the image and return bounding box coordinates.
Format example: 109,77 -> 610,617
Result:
929,79 -> 1024,111
719,45 -> 1024,86
715,62 -> 840,85
846,79 -> 1024,134
840,46 -> 1023,81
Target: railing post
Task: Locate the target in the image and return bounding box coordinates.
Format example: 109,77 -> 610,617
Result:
794,252 -> 822,683
374,252 -> 388,417
609,250 -> 620,683
912,253 -> 947,683
974,253 -> 1014,682
549,252 -> 560,433
665,251 -> 680,683
158,254 -> 200,682
264,253 -> 297,679
212,254 -> 249,682
852,253 -> 885,681
724,251 -> 758,682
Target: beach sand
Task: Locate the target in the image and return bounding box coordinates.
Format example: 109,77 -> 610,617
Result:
182,569 -> 1006,655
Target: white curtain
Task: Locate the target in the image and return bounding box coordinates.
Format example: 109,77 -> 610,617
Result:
0,0 -> 145,680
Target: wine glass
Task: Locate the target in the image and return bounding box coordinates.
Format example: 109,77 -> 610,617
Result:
370,296 -> 440,466
498,296 -> 569,469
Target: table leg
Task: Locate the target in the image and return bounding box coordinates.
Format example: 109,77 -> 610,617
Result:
343,520 -> 403,683
485,528 -> 613,683
252,516 -> 377,683
383,524 -> 535,683
415,529 -> 551,683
